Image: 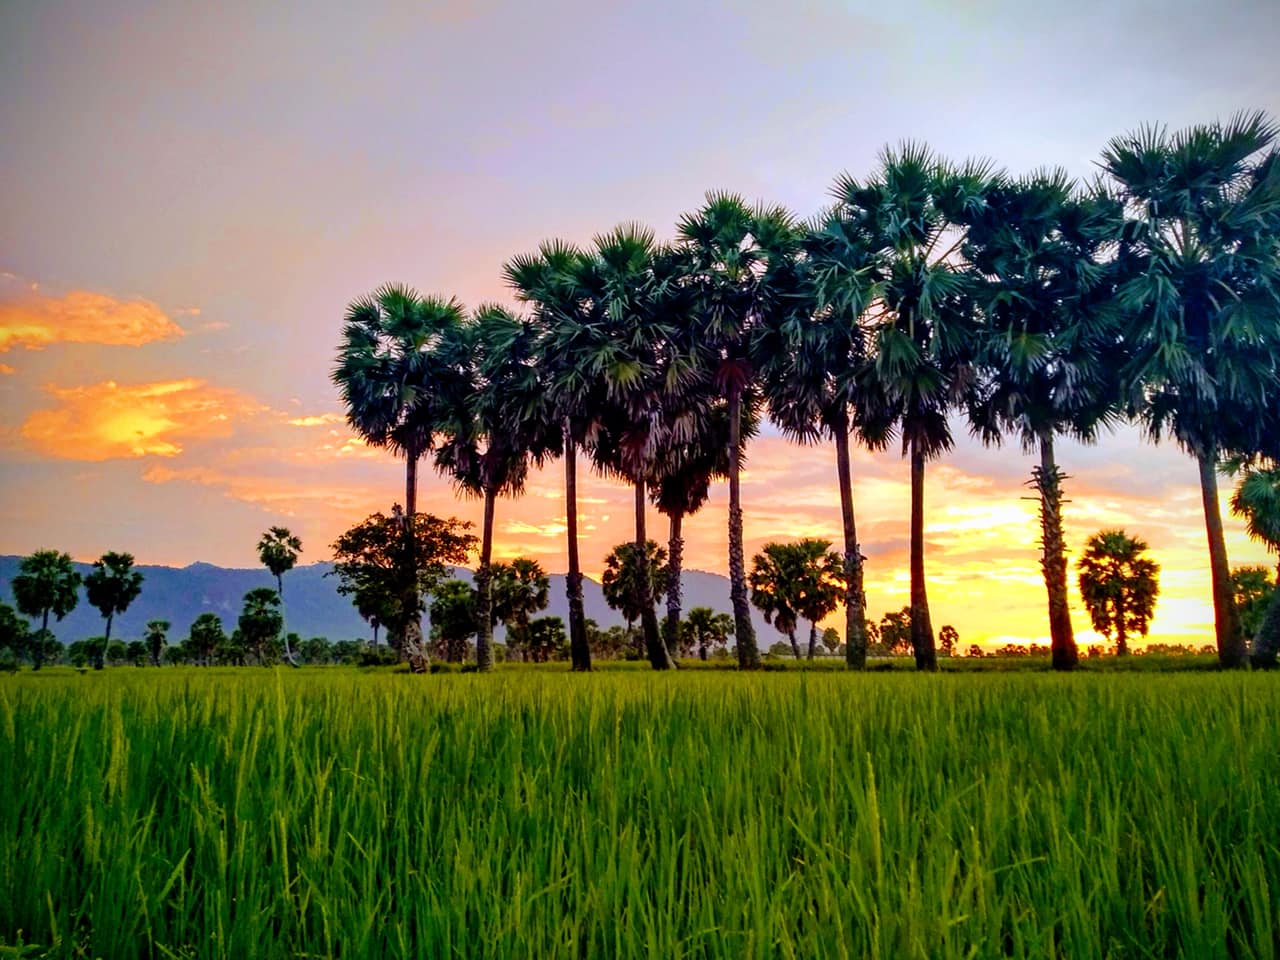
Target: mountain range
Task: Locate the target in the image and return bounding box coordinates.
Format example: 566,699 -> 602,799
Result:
0,556 -> 777,645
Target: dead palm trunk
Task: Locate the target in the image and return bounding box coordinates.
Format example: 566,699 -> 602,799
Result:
1036,435 -> 1077,670
1198,450 -> 1246,668
909,438 -> 937,671
665,510 -> 684,658
728,382 -> 760,668
834,412 -> 867,669
474,483 -> 497,672
636,479 -> 672,669
564,434 -> 591,671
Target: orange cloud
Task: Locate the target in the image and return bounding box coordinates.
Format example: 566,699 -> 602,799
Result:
0,289 -> 186,352
287,413 -> 346,427
0,363 -> 13,375
20,378 -> 264,461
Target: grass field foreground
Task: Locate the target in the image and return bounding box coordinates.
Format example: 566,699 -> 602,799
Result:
2,669 -> 1278,958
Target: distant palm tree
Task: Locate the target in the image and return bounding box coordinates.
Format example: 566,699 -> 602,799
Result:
601,541 -> 669,639
1101,112 -> 1280,668
257,526 -> 302,666
144,619 -> 169,667
333,284 -> 469,670
11,549 -> 81,671
962,171 -> 1126,670
84,552 -> 144,670
835,143 -> 1001,671
490,558 -> 551,662
680,607 -> 734,661
677,193 -> 800,669
749,543 -> 804,659
238,587 -> 283,665
1230,465 -> 1280,581
1077,530 -> 1160,656
788,539 -> 845,660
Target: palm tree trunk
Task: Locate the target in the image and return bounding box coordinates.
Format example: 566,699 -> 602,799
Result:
1250,586 -> 1280,669
1115,592 -> 1128,657
34,609 -> 49,671
807,622 -> 818,660
635,480 -> 671,670
277,573 -> 298,667
665,510 -> 684,658
728,382 -> 760,668
402,446 -> 428,673
564,434 -> 591,671
834,414 -> 867,669
789,629 -> 802,660
475,484 -> 497,672
909,439 -> 937,671
97,613 -> 113,671
1198,450 -> 1246,668
1037,435 -> 1077,671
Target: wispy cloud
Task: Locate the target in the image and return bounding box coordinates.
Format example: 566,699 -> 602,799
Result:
0,287 -> 186,353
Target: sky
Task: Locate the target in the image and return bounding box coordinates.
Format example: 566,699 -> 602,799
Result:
1,0 -> 1278,648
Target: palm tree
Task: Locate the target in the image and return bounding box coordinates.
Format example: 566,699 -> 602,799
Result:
757,206 -> 887,669
1230,465 -> 1280,581
257,526 -> 302,666
504,241 -> 599,671
788,538 -> 845,660
680,606 -> 734,660
433,306 -> 560,672
677,193 -> 800,668
333,284 -> 468,670
1100,112 -> 1280,669
11,549 -> 81,671
144,619 -> 169,667
238,587 -> 283,664
84,552 -> 144,670
600,540 -> 669,637
961,171 -> 1126,671
835,143 -> 1001,671
490,558 -> 551,661
749,543 -> 805,659
1077,530 -> 1160,656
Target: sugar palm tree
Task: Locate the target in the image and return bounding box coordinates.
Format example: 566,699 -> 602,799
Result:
835,143 -> 1001,670
257,526 -> 302,666
84,552 -> 144,670
757,206 -> 888,669
749,542 -> 804,659
961,172 -> 1127,671
433,306 -> 560,672
490,558 -> 551,661
788,538 -> 845,660
1230,465 -> 1280,581
144,619 -> 169,667
677,193 -> 800,669
1100,111 -> 1280,668
1077,530 -> 1160,656
680,606 -> 735,661
504,241 -> 600,671
11,549 -> 81,671
334,285 -> 469,670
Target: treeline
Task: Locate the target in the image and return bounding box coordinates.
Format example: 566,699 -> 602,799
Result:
331,112 -> 1280,672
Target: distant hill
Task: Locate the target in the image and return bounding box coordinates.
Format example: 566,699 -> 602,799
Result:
0,556 -> 773,644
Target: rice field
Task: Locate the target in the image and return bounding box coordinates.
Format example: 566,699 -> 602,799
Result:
2,668 -> 1278,959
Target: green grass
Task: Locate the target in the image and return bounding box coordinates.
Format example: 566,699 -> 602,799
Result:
2,669 -> 1278,958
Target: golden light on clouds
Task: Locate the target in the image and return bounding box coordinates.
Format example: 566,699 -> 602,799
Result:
20,378 -> 264,461
287,413 -> 347,427
0,290 -> 186,352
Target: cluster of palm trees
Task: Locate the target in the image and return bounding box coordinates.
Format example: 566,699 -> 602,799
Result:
334,112 -> 1280,673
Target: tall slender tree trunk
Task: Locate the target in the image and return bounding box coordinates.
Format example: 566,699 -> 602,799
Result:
564,434 -> 591,671
402,448 -> 429,673
728,382 -> 759,668
635,480 -> 672,670
834,415 -> 867,669
475,484 -> 497,672
1036,435 -> 1078,671
1115,592 -> 1128,657
909,439 -> 937,671
277,573 -> 298,667
96,613 -> 113,671
665,510 -> 684,658
1198,451 -> 1246,668
788,629 -> 802,660
34,609 -> 49,671
807,622 -> 818,660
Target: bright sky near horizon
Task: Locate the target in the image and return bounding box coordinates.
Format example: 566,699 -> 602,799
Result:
2,0 -> 1278,648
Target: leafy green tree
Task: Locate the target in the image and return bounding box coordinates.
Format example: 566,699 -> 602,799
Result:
187,613 -> 226,666
876,608 -> 914,656
330,511 -> 476,659
84,552 -> 143,670
1077,530 -> 1160,656
334,284 -> 470,670
238,587 -> 283,665
1101,112 -> 1280,668
676,193 -> 799,668
429,578 -> 478,663
526,615 -> 568,663
433,306 -> 560,672
939,624 -> 960,657
11,549 -> 81,670
257,526 -> 302,666
962,172 -> 1125,671
144,619 -> 169,667
299,636 -> 332,664
680,607 -> 734,661
106,639 -> 127,666
1231,566 -> 1276,640
821,627 -> 842,655
601,541 -> 669,637
0,602 -> 31,667
836,143 -> 1000,670
490,558 -> 550,662
125,640 -> 148,667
